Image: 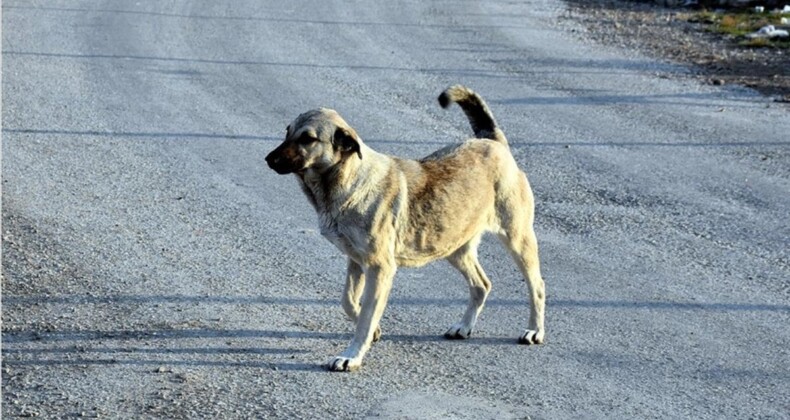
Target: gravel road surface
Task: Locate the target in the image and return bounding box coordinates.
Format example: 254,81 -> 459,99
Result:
3,0 -> 789,418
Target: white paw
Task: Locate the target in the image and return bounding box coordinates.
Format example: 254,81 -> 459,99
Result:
328,356 -> 363,372
518,329 -> 544,345
444,323 -> 473,340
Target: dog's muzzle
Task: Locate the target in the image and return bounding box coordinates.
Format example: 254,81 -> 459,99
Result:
266,148 -> 301,174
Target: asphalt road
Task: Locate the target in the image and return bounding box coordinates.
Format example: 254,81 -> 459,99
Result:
3,0 -> 789,418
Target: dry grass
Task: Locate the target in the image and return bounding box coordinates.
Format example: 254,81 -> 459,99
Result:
740,37 -> 771,47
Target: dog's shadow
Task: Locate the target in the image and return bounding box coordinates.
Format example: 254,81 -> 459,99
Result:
1,328 -> 322,372
1,327 -> 516,373
384,334 -> 516,345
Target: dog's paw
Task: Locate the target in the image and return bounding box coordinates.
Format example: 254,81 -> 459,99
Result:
444,323 -> 473,340
372,326 -> 382,343
328,356 -> 362,372
518,329 -> 544,345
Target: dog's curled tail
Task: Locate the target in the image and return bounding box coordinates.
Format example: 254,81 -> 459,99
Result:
438,85 -> 507,145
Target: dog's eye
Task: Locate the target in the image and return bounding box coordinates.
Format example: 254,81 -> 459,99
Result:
298,135 -> 317,145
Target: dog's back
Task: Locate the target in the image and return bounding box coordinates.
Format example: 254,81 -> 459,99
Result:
392,87 -> 526,266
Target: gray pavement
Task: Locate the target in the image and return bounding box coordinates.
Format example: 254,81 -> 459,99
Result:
2,0 -> 789,418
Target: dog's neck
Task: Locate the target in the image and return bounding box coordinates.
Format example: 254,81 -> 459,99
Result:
296,144 -> 383,217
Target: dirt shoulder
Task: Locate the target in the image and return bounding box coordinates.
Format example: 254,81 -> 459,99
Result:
562,0 -> 790,103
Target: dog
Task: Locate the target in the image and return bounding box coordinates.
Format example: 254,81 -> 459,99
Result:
265,86 -> 545,372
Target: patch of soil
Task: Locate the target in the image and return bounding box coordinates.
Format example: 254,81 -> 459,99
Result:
562,0 -> 790,103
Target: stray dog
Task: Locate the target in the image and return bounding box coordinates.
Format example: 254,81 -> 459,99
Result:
266,86 -> 545,372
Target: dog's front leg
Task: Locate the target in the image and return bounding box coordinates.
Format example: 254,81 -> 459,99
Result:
329,262 -> 395,372
341,259 -> 382,342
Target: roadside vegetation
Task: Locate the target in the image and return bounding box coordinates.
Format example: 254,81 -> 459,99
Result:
565,0 -> 790,101
689,8 -> 790,48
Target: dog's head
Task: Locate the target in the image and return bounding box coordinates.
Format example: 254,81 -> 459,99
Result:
265,108 -> 362,175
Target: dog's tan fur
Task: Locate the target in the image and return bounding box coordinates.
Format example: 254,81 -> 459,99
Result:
266,86 -> 545,372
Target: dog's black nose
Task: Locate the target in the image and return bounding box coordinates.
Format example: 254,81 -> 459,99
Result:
265,151 -> 279,168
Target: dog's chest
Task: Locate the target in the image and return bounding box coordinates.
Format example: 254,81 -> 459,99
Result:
299,171 -> 376,261
319,212 -> 366,260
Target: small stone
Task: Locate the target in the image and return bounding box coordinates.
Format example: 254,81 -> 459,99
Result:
20,409 -> 40,417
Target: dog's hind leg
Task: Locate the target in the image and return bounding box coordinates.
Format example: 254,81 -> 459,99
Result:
342,259 -> 381,342
498,218 -> 546,345
444,237 -> 492,339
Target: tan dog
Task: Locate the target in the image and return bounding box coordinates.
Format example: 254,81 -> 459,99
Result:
266,86 -> 545,372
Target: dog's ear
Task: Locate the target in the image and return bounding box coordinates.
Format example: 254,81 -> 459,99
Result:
333,127 -> 362,159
